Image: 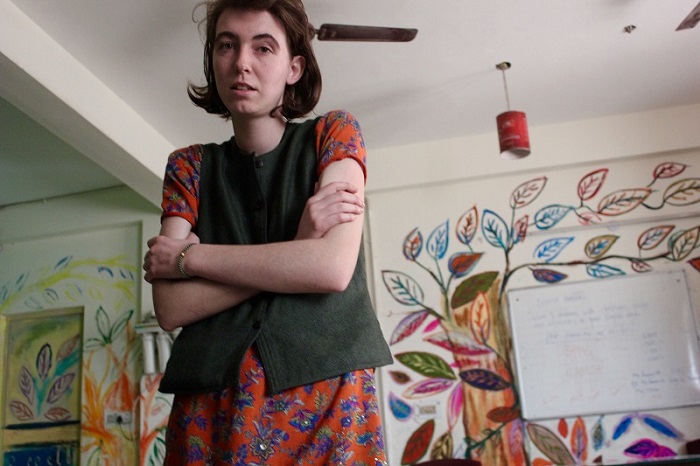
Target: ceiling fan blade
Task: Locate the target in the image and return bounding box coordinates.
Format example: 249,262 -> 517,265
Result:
315,23 -> 418,42
677,1 -> 700,30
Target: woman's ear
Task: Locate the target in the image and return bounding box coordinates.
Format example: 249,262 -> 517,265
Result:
287,55 -> 306,85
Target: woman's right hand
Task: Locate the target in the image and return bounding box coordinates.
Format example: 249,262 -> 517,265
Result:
295,181 -> 364,240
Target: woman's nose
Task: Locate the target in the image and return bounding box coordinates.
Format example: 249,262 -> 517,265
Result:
234,47 -> 251,74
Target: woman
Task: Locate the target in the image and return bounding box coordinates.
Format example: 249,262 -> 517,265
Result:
142,0 -> 393,464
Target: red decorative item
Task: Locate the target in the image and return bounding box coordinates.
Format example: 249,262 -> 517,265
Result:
497,110 -> 530,159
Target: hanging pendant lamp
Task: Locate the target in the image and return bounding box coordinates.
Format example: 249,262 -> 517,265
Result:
496,62 -> 530,159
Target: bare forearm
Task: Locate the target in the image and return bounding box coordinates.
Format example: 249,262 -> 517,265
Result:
152,278 -> 257,331
182,232 -> 361,294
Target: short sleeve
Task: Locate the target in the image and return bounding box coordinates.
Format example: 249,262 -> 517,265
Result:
314,110 -> 367,183
161,144 -> 203,227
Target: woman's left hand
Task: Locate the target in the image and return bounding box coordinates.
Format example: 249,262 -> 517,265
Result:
143,232 -> 200,282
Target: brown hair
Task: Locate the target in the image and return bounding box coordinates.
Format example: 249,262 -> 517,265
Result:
188,0 -> 322,120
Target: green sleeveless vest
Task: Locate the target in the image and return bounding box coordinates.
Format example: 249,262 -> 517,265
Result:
159,118 -> 392,395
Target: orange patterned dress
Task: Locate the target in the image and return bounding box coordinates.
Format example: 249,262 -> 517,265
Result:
160,111 -> 388,466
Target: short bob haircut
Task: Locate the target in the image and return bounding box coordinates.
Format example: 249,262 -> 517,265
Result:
188,0 -> 322,120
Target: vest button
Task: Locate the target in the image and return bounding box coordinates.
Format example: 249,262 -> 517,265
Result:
253,321 -> 262,330
254,201 -> 264,210
255,159 -> 264,168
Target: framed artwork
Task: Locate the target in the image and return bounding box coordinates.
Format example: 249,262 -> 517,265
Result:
1,307 -> 83,464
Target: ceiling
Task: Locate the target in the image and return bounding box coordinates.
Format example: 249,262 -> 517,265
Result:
2,0 -> 700,209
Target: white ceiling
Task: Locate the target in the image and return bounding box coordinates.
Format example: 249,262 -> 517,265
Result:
2,0 -> 700,209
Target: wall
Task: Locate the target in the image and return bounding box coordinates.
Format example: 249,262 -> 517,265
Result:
0,187 -> 161,464
364,105 -> 700,465
0,102 -> 698,465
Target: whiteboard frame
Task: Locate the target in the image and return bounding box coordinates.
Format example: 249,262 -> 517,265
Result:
506,269 -> 700,421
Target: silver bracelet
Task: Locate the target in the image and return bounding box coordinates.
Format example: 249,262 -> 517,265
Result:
177,243 -> 196,279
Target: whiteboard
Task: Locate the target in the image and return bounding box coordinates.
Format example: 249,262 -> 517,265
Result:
507,270 -> 700,420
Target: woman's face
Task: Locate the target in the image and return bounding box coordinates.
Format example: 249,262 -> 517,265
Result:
213,8 -> 304,121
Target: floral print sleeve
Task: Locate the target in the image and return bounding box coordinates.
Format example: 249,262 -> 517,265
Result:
315,110 -> 368,183
161,144 -> 203,227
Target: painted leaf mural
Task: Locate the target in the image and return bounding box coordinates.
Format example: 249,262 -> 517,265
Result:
383,271 -> 425,306
401,420 -> 435,465
527,424 -> 577,465
427,220 -> 450,260
578,169 -> 608,201
638,225 -> 674,250
404,227 -> 423,260
662,178 -> 700,206
376,155 -> 700,465
510,177 -> 547,208
395,351 -> 457,380
456,206 -> 479,245
391,310 -> 430,345
597,188 -> 651,216
653,162 -> 687,180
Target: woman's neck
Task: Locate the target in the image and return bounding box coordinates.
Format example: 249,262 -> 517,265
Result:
231,114 -> 287,156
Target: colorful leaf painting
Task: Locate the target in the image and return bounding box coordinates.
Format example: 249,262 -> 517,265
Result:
382,271 -> 425,306
534,205 -> 572,230
641,414 -> 682,439
637,225 -> 674,250
612,415 -> 634,440
391,310 -> 430,345
455,206 -> 479,245
487,406 -> 521,424
403,378 -> 455,399
630,259 -> 653,273
689,256 -> 700,272
450,271 -> 498,308
586,263 -> 625,278
578,169 -> 608,201
389,392 -> 413,421
447,383 -> 463,430
513,215 -> 529,244
36,343 -> 52,381
448,252 -> 482,278
404,227 -> 423,260
45,406 -> 72,422
557,419 -> 568,438
669,226 -> 700,261
482,210 -> 510,250
510,177 -> 547,209
570,418 -> 588,462
19,366 -> 35,405
427,220 -> 449,260
531,268 -> 568,284
389,371 -> 411,384
10,400 -> 34,421
395,351 -> 456,380
533,237 -> 574,263
47,373 -> 75,403
624,438 -> 676,459
469,292 -> 491,345
459,369 -> 510,391
592,418 -> 605,451
653,162 -> 687,180
431,431 -> 454,459
424,331 -> 491,356
597,188 -> 651,216
526,423 -> 577,465
400,420 -> 435,465
585,235 -> 619,258
662,178 -> 700,205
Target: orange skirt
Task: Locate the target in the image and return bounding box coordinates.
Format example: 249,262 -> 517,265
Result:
164,346 -> 388,465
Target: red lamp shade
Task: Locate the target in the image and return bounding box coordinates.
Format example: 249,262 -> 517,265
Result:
497,110 -> 530,159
